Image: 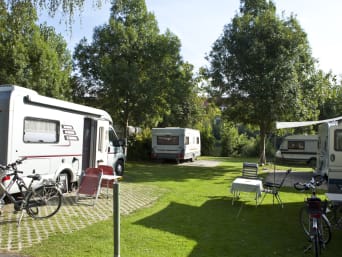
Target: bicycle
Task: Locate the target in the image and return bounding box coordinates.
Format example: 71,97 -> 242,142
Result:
294,176 -> 331,257
0,158 -> 63,225
325,184 -> 342,230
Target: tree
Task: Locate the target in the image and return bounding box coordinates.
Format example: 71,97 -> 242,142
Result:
4,0 -> 96,22
0,1 -> 72,99
73,0 -> 196,135
206,0 -> 320,164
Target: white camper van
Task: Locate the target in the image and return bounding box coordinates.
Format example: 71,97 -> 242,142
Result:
151,127 -> 201,163
0,85 -> 125,194
275,135 -> 318,166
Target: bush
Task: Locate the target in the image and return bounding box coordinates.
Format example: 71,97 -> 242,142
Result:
127,128 -> 152,161
239,136 -> 258,157
200,126 -> 215,155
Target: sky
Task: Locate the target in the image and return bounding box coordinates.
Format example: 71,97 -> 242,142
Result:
39,0 -> 342,75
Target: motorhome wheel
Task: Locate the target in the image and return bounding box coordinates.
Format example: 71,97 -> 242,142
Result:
115,160 -> 124,176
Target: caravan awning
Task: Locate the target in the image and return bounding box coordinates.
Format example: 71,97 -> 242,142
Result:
276,116 -> 342,129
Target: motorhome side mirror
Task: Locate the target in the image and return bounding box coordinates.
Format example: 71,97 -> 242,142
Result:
113,139 -> 125,147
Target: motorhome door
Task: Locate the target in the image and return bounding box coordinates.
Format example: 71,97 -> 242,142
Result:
95,119 -> 109,167
82,118 -> 108,169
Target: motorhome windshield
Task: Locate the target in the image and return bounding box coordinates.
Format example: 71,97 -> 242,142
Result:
157,135 -> 179,145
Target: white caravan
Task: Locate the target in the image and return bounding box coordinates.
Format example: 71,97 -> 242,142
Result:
151,127 -> 201,163
275,135 -> 318,166
276,117 -> 342,193
0,85 -> 125,194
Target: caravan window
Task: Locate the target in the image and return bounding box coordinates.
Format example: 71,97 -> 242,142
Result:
334,130 -> 342,151
23,117 -> 59,143
185,136 -> 190,145
157,135 -> 179,145
288,140 -> 305,150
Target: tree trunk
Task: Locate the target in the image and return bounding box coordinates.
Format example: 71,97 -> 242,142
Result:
258,128 -> 267,165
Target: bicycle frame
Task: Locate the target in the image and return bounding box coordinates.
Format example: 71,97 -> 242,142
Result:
0,171 -> 34,212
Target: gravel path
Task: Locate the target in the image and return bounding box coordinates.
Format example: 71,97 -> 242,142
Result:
264,170 -> 327,190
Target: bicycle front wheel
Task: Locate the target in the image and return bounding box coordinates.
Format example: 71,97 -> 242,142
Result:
26,185 -> 62,219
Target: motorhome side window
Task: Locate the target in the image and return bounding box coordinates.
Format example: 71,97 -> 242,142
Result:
288,140 -> 305,150
23,117 -> 59,143
334,130 -> 342,151
157,135 -> 179,145
98,127 -> 105,152
109,128 -> 115,146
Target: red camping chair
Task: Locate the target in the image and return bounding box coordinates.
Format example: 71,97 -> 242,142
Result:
98,165 -> 116,197
76,167 -> 103,205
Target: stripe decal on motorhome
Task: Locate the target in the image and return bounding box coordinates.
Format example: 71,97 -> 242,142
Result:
21,154 -> 82,159
62,124 -> 79,141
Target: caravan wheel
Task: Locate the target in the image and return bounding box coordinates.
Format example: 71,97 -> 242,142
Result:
308,158 -> 317,168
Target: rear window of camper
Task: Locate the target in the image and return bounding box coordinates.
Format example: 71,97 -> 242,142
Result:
157,135 -> 179,145
23,117 -> 59,143
288,140 -> 305,150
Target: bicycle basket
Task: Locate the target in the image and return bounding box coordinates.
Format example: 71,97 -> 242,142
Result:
306,198 -> 322,218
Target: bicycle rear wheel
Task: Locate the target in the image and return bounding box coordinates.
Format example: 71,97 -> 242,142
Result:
312,230 -> 320,257
300,207 -> 331,244
26,185 -> 62,219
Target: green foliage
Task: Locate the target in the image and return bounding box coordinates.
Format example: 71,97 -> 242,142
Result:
239,136 -> 258,157
220,123 -> 239,156
199,125 -> 215,156
0,1 -> 72,99
206,0 -> 320,163
127,128 -> 152,161
220,122 -> 259,157
73,0 -> 198,132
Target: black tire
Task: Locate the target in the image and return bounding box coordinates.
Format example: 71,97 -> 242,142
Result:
26,185 -> 62,219
300,206 -> 311,240
321,215 -> 332,245
334,205 -> 342,229
308,158 -> 317,168
300,207 -> 331,245
313,230 -> 320,257
115,160 -> 125,176
327,204 -> 342,229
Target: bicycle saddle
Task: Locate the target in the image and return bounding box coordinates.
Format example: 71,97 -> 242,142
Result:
27,174 -> 41,181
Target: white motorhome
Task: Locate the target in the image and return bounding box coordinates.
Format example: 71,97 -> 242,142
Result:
316,120 -> 342,189
275,135 -> 318,166
151,127 -> 201,163
0,85 -> 125,194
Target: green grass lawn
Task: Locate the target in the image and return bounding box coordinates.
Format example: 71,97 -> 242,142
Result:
22,158 -> 342,257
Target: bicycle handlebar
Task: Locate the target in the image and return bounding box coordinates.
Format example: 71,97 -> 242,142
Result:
294,175 -> 326,192
0,157 -> 27,172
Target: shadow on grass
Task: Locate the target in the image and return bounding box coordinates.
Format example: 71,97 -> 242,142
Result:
135,196 -> 342,257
